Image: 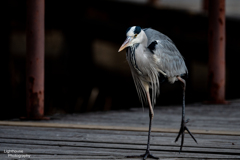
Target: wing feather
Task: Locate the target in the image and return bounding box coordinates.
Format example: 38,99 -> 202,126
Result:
144,28 -> 188,82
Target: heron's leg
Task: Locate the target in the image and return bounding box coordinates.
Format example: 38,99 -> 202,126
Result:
141,85 -> 159,159
126,85 -> 159,160
175,76 -> 197,152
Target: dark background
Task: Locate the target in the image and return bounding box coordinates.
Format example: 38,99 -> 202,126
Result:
2,0 -> 240,119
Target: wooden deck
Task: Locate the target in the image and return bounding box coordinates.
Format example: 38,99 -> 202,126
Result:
0,100 -> 240,159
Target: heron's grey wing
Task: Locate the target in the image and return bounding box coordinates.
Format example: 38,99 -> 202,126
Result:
144,28 -> 170,46
154,40 -> 188,77
144,28 -> 188,79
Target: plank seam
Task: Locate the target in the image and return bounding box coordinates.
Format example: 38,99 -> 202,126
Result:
0,121 -> 239,136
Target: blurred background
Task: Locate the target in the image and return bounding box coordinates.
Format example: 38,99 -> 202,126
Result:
2,0 -> 240,119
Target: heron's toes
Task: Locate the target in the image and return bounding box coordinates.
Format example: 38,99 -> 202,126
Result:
140,150 -> 159,160
175,119 -> 198,153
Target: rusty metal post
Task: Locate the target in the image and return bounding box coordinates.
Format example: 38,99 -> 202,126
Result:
208,0 -> 226,103
25,0 -> 48,119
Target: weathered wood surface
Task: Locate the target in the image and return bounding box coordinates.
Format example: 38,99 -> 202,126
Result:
0,100 -> 240,159
49,101 -> 240,132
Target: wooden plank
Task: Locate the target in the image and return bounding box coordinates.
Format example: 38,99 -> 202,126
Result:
0,126 -> 239,150
1,137 -> 239,154
46,116 -> 240,130
1,125 -> 239,140
0,142 -> 239,159
1,132 -> 238,150
1,121 -> 240,136
0,155 -> 225,160
39,103 -> 240,132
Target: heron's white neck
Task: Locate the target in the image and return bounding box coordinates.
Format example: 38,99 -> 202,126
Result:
138,30 -> 148,47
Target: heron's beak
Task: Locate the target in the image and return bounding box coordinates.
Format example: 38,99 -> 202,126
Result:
118,36 -> 132,52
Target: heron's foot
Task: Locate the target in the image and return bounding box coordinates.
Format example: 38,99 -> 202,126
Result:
141,149 -> 159,160
175,119 -> 198,153
126,149 -> 159,160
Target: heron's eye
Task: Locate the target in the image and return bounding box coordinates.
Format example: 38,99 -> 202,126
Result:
134,34 -> 138,38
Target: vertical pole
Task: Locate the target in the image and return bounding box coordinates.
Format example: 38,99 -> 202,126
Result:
208,0 -> 226,103
26,0 -> 48,119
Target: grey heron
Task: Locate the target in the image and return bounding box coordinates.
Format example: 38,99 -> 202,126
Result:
118,26 -> 197,159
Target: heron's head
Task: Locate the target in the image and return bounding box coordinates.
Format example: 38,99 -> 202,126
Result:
118,26 -> 144,52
